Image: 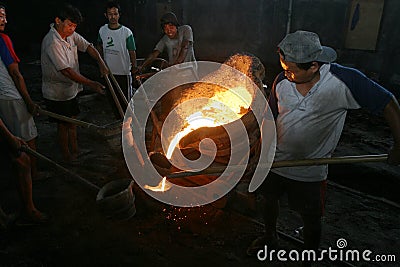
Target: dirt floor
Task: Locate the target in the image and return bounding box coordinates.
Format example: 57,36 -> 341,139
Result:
0,61 -> 399,267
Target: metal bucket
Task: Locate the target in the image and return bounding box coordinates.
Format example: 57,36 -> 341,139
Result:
96,179 -> 136,220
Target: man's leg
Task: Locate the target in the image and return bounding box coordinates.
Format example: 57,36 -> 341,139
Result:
247,173 -> 284,255
262,172 -> 287,242
58,122 -> 70,162
0,205 -> 8,230
301,213 -> 322,251
302,180 -> 326,251
247,193 -> 280,256
68,122 -> 78,160
14,152 -> 34,211
289,180 -> 327,266
26,138 -> 38,180
300,214 -> 322,267
13,152 -> 46,221
263,193 -> 280,241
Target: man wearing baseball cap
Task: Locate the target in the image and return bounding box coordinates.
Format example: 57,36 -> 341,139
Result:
248,30 -> 400,264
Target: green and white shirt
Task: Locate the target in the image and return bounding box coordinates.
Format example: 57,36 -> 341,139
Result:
98,24 -> 136,75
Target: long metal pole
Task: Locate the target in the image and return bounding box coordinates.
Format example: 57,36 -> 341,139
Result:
21,146 -> 100,192
272,154 -> 388,168
165,154 -> 388,179
135,76 -> 162,137
105,75 -> 125,119
109,72 -> 128,106
286,0 -> 293,34
38,109 -> 123,138
39,109 -> 103,129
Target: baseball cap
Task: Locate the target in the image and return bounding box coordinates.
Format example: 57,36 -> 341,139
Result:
278,30 -> 337,63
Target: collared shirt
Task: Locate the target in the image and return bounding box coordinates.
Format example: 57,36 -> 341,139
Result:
41,24 -> 90,101
269,63 -> 393,182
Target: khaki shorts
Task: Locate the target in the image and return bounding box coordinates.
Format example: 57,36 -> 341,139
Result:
0,98 -> 38,142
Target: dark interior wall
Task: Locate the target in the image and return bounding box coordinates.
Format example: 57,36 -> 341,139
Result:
1,0 -> 400,92
3,0 -> 101,59
370,0 -> 400,91
4,1 -> 56,58
178,0 -> 284,63
171,0 -> 351,81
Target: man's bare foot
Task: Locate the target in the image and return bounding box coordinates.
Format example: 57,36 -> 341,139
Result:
0,212 -> 8,230
0,213 -> 17,231
16,209 -> 49,226
27,209 -> 49,222
71,152 -> 78,161
62,152 -> 72,163
72,148 -> 92,160
62,152 -> 79,165
32,171 -> 53,182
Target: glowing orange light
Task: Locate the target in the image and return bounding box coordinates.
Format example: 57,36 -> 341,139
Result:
166,58 -> 253,159
144,177 -> 171,192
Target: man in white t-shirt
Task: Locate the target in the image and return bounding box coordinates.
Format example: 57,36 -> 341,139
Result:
97,0 -> 138,110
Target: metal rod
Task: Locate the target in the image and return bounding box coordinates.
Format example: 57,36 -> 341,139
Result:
122,118 -> 145,167
105,74 -> 125,119
133,60 -> 168,138
39,109 -> 122,137
165,154 -> 389,179
39,109 -> 103,129
271,154 -> 388,168
21,146 -> 100,192
135,72 -> 157,80
109,72 -> 128,106
135,77 -> 162,137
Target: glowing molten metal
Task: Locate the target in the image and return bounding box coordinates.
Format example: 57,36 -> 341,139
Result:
166,55 -> 257,159
144,177 -> 172,192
